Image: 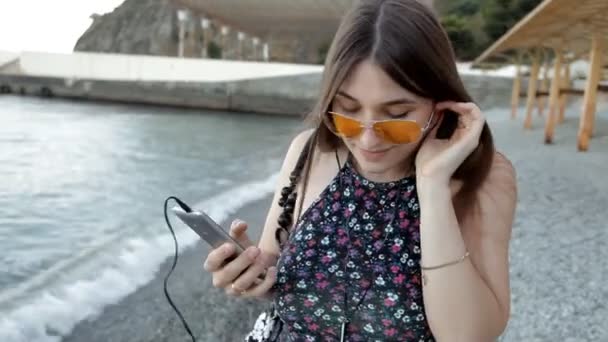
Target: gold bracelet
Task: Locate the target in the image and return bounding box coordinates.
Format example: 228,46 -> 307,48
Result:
421,251 -> 470,271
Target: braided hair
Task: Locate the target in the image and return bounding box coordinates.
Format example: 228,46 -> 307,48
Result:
274,131 -> 317,248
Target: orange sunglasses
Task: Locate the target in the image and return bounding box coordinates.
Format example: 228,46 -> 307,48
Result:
323,110 -> 435,144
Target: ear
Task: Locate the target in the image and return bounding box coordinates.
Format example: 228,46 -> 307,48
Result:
436,109 -> 459,140
425,110 -> 444,139
435,109 -> 445,126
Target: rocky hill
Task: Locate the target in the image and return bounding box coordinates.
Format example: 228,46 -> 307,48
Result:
74,0 -> 178,56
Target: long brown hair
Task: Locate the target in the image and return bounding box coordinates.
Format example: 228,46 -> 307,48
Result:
276,0 -> 494,245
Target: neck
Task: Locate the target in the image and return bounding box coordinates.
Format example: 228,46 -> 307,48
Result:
350,154 -> 415,183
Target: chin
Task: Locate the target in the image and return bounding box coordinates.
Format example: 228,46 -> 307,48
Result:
349,144 -> 416,178
354,148 -> 394,170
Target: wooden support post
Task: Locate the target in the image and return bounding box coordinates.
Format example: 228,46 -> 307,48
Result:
537,55 -> 550,117
544,48 -> 563,144
200,18 -> 210,58
220,26 -> 230,59
177,10 -> 187,58
263,42 -> 270,62
511,52 -> 523,120
237,32 -> 245,60
524,49 -> 541,129
577,32 -> 604,151
252,37 -> 260,61
558,63 -> 571,124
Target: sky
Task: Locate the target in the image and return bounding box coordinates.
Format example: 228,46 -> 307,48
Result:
0,0 -> 125,53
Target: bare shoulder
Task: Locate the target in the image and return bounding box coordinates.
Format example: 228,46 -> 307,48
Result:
474,151 -> 517,238
481,151 -> 517,200
286,129 -> 316,160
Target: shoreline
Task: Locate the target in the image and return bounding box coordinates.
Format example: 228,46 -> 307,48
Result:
62,195 -> 275,342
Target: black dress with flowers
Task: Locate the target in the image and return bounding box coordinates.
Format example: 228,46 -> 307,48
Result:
272,156 -> 435,341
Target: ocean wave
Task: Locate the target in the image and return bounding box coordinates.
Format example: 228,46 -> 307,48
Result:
0,173 -> 278,342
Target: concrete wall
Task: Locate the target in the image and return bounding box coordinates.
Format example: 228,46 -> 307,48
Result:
462,74 -> 514,110
0,51 -> 517,116
0,72 -> 322,116
9,51 -> 322,82
0,51 -> 19,68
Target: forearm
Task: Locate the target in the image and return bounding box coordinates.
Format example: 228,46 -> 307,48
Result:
417,181 -> 505,341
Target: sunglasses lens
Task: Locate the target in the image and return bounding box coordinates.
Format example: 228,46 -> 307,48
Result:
329,113 -> 362,138
375,120 -> 422,144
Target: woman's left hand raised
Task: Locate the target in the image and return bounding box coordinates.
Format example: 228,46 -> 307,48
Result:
415,101 -> 486,186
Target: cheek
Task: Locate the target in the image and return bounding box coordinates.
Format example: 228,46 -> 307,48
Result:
342,138 -> 356,152
411,113 -> 431,127
391,143 -> 418,158
408,104 -> 434,125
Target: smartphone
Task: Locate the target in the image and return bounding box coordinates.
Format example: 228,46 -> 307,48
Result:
172,206 -> 245,255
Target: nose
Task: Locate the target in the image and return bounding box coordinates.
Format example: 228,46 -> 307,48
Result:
358,125 -> 385,149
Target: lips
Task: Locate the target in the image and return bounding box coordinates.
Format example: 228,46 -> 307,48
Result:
359,147 -> 391,161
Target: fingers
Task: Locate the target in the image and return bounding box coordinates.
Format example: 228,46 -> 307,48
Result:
221,250 -> 279,298
204,218 -> 253,273
229,250 -> 276,291
226,266 -> 278,299
434,101 -> 485,139
211,246 -> 260,288
230,258 -> 267,291
229,219 -> 254,248
435,101 -> 477,116
204,243 -> 236,272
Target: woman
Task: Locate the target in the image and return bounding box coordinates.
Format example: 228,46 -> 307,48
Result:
204,0 -> 517,340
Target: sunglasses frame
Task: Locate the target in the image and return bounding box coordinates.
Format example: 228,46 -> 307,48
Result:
324,109 -> 436,144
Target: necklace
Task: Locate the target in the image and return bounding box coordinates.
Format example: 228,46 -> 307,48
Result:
336,152 -> 404,342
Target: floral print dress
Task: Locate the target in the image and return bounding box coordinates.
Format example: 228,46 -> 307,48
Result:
272,157 -> 435,341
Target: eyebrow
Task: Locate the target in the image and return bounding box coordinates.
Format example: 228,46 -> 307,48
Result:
336,91 -> 416,106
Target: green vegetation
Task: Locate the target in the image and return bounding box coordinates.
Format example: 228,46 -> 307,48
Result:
207,41 -> 222,59
441,14 -> 477,60
437,0 -> 543,61
317,42 -> 330,64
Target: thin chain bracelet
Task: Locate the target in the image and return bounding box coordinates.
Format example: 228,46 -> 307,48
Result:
421,251 -> 470,271
421,251 -> 470,286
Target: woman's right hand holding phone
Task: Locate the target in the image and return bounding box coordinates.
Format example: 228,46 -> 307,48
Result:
203,219 -> 278,298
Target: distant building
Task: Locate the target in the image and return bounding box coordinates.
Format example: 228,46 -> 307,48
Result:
76,0 -> 434,64
172,0 -> 435,63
